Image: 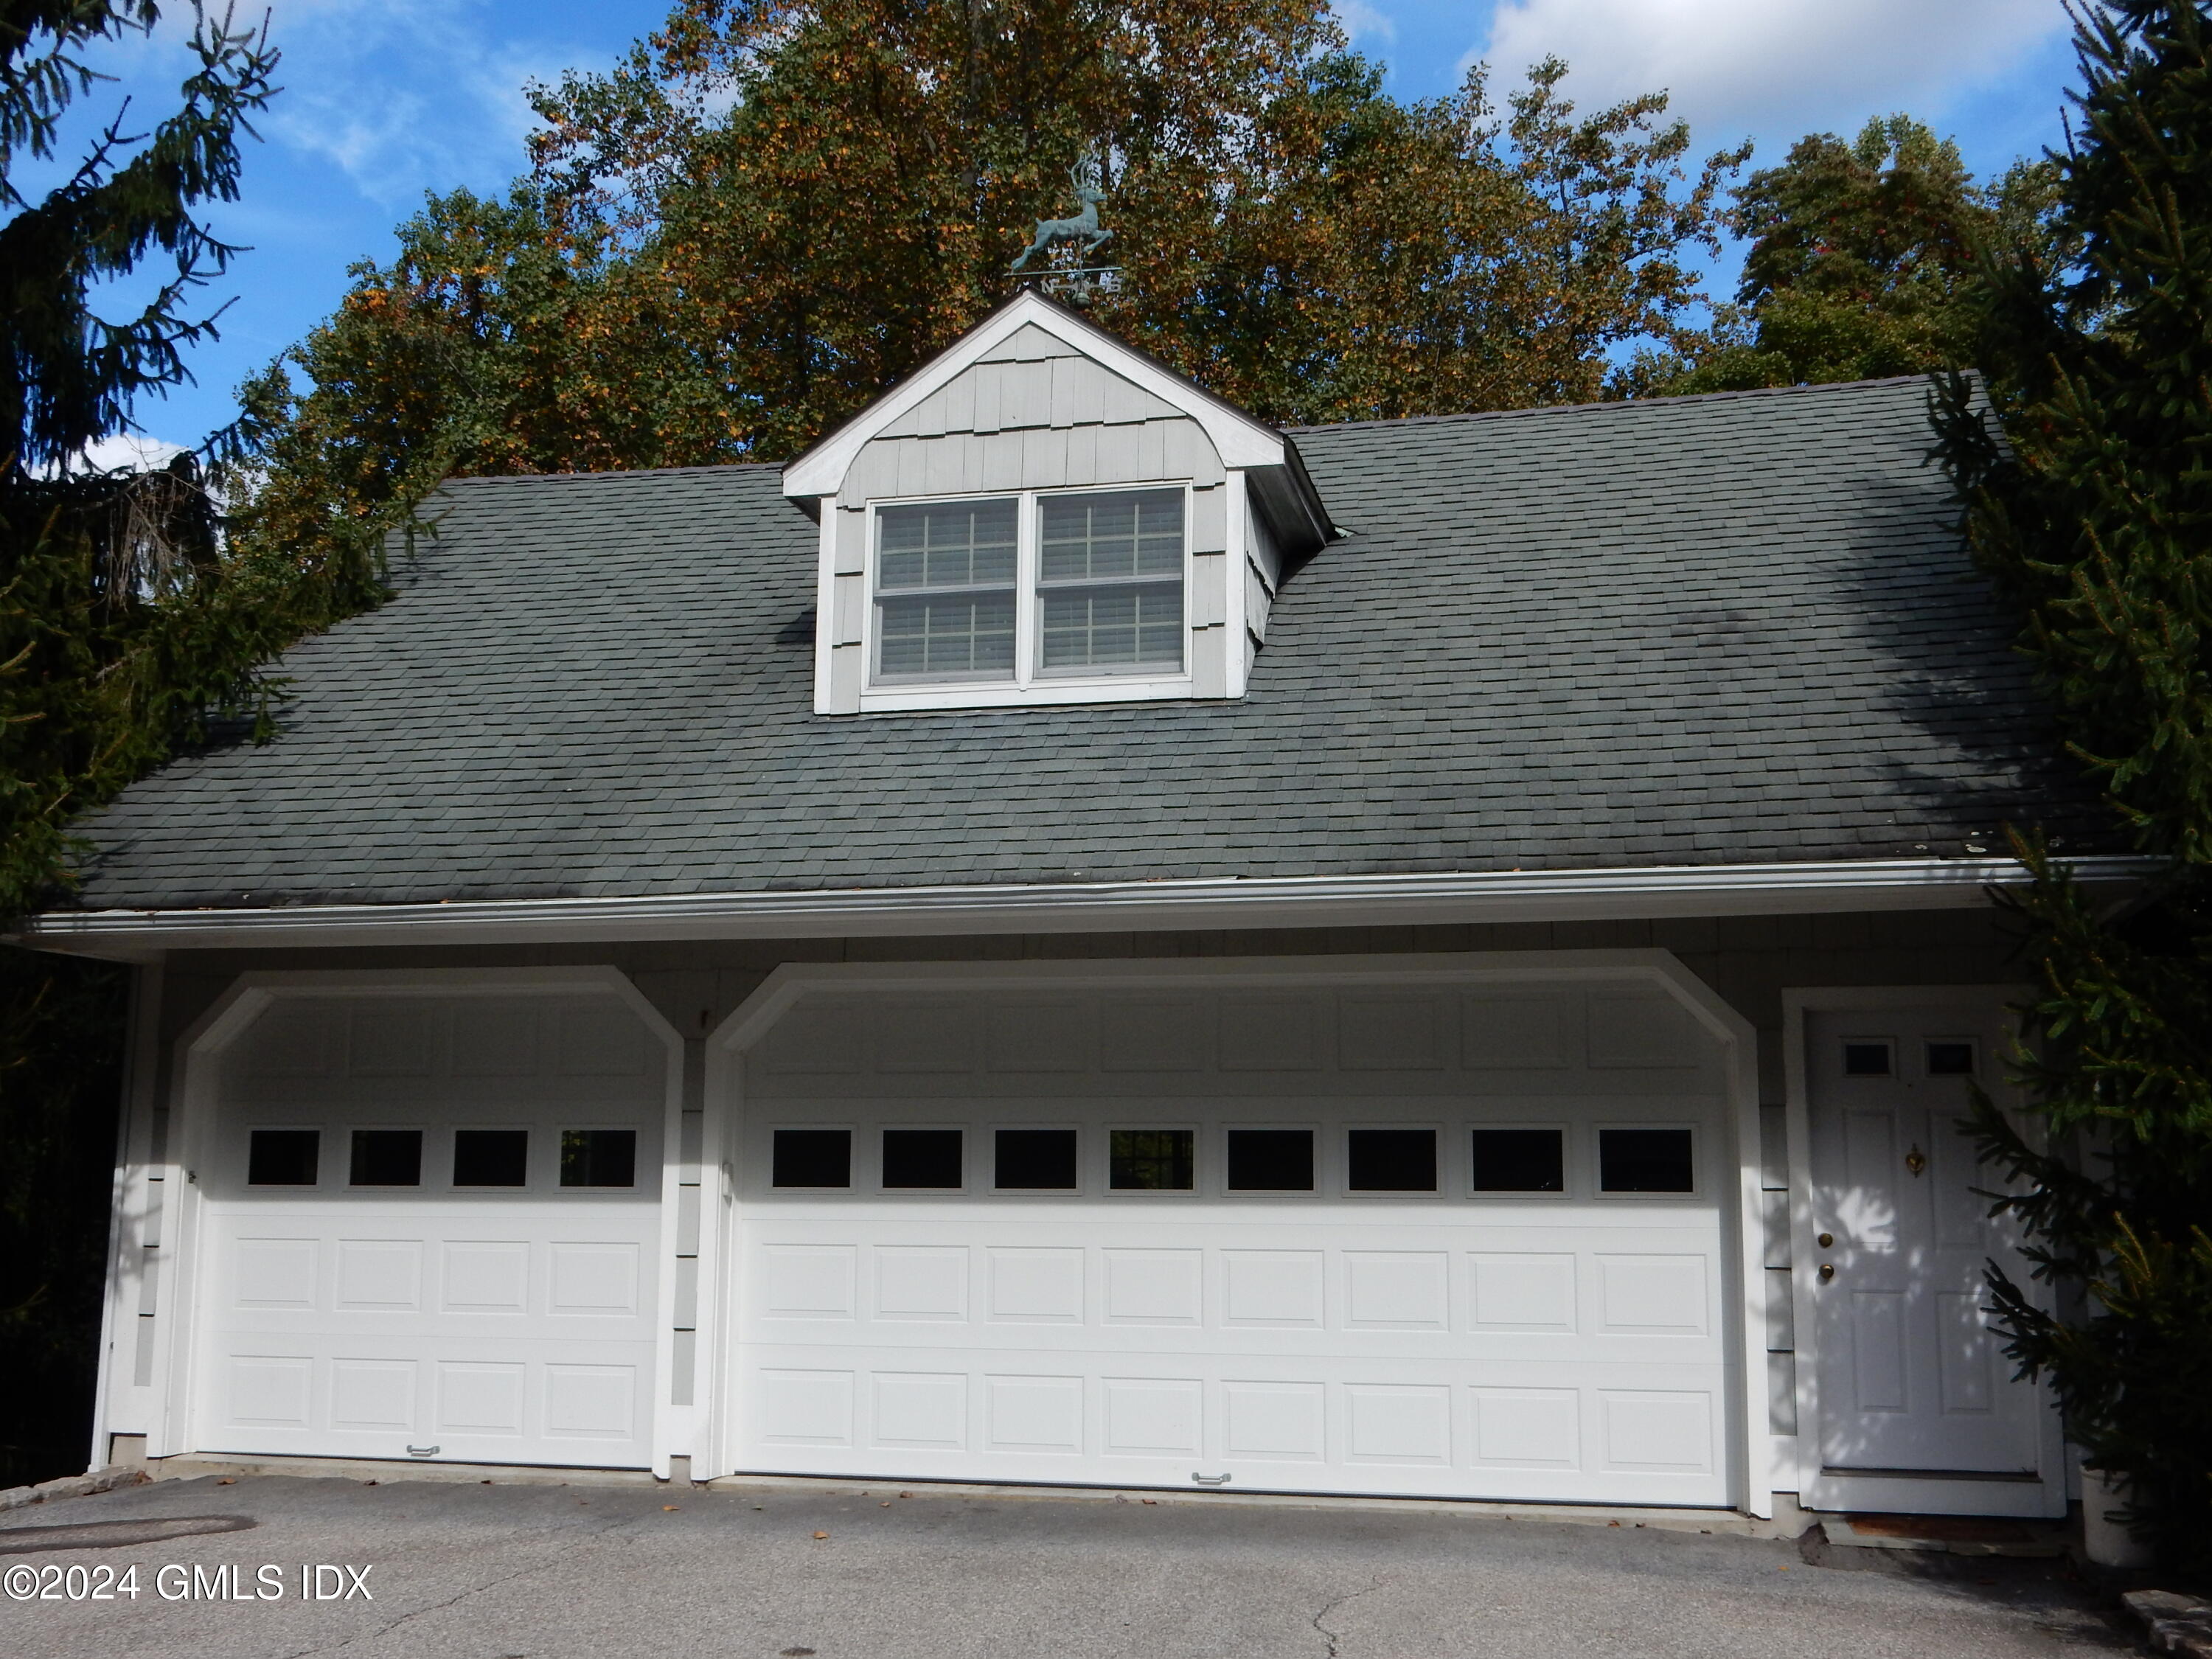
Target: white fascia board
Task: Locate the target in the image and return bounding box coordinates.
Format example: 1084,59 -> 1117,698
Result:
13,855 -> 2152,960
781,291 -> 1285,498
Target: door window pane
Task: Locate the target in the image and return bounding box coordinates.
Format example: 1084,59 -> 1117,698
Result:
1842,1040 -> 1893,1077
1925,1040 -> 1977,1077
875,499 -> 1018,681
1225,1128 -> 1314,1192
1598,1128 -> 1694,1193
247,1128 -> 319,1187
349,1129 -> 422,1187
1347,1129 -> 1436,1192
1037,489 -> 1184,673
881,1129 -> 962,1189
560,1128 -> 637,1189
995,1128 -> 1078,1190
772,1129 -> 852,1189
1109,1130 -> 1194,1192
453,1128 -> 528,1188
1471,1128 -> 1565,1192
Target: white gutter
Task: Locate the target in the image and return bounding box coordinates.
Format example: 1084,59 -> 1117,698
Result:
13,855 -> 2153,961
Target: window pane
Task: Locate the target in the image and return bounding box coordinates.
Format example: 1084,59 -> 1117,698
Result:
248,1128 -> 319,1186
1109,1129 -> 1194,1192
1599,1128 -> 1694,1193
1040,489 -> 1183,583
877,592 -> 1016,680
1037,583 -> 1183,672
1471,1128 -> 1565,1192
1347,1129 -> 1436,1192
1842,1041 -> 1892,1077
349,1128 -> 422,1187
560,1128 -> 637,1189
1926,1040 -> 1977,1077
877,499 -> 1018,590
995,1128 -> 1078,1190
1225,1128 -> 1313,1192
882,1128 -> 963,1189
453,1129 -> 528,1188
772,1128 -> 851,1189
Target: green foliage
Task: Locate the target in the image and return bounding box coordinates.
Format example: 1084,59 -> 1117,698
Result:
1931,0 -> 2212,1580
0,3 -> 375,1486
1626,116 -> 2062,396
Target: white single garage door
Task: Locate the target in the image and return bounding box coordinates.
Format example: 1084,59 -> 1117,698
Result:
724,977 -> 1734,1504
190,988 -> 666,1469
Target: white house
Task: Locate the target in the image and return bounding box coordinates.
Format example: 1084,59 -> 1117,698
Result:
24,291 -> 2138,1521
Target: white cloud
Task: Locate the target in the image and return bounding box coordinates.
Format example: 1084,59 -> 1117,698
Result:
74,434 -> 189,474
1334,0 -> 1400,47
1475,0 -> 2071,147
252,0 -> 608,207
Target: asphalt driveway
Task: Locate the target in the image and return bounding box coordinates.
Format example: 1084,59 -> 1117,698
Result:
0,1474 -> 2131,1658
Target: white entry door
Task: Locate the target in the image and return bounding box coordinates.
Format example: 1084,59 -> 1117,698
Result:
721,978 -> 1738,1505
1804,1005 -> 2048,1490
187,988 -> 667,1470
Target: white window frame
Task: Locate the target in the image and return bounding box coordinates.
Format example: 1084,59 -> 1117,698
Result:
447,1124 -> 534,1193
1464,1120 -> 1573,1200
1102,1123 -> 1201,1197
342,1123 -> 426,1191
1590,1121 -> 1703,1200
858,483 -> 1195,713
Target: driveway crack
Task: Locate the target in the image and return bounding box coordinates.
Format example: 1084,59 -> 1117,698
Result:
279,1509 -> 650,1659
1311,1576 -> 1384,1658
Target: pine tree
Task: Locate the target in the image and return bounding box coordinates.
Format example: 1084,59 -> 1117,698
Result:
0,1 -> 296,1486
1930,0 -> 2212,1579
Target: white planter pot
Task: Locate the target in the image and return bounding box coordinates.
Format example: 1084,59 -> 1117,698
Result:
2081,1464 -> 2156,1568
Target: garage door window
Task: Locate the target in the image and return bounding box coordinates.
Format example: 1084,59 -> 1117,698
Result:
881,1129 -> 962,1190
246,1128 -> 319,1187
453,1128 -> 528,1189
1109,1129 -> 1194,1192
1470,1127 -> 1565,1193
560,1128 -> 638,1189
1597,1127 -> 1695,1194
1225,1128 -> 1314,1193
773,1128 -> 852,1189
995,1128 -> 1078,1191
1347,1128 -> 1436,1193
349,1129 -> 422,1188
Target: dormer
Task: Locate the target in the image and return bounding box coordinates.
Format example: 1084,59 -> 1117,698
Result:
783,291 -> 1332,714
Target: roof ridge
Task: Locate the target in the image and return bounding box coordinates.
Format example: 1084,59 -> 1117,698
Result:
1284,373 -> 1950,437
439,461 -> 778,486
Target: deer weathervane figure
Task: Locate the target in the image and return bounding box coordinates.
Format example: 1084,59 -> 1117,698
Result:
1009,159 -> 1114,273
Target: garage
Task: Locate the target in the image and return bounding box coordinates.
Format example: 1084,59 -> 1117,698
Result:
177,980 -> 673,1470
716,964 -> 1744,1505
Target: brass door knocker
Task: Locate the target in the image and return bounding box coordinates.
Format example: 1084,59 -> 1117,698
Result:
1905,1144 -> 1927,1178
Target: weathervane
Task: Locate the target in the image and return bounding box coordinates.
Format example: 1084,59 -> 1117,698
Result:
1009,155 -> 1120,305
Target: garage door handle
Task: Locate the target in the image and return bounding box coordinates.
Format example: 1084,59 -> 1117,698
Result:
406,1444 -> 440,1457
1192,1472 -> 1231,1486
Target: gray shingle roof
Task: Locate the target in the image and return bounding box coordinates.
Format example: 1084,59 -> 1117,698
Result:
68,377 -> 2107,911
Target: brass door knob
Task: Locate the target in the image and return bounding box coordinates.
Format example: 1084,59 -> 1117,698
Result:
1818,1264 -> 1835,1282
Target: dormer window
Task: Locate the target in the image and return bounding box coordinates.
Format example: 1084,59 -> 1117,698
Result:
875,498 -> 1019,682
871,487 -> 1187,693
1038,488 -> 1184,675
786,288 -> 1330,715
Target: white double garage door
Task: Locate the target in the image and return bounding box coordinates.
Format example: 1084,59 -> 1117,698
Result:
722,975 -> 1738,1506
188,973 -> 1736,1504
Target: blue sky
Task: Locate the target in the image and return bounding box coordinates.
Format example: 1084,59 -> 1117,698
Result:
44,0 -> 2083,461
